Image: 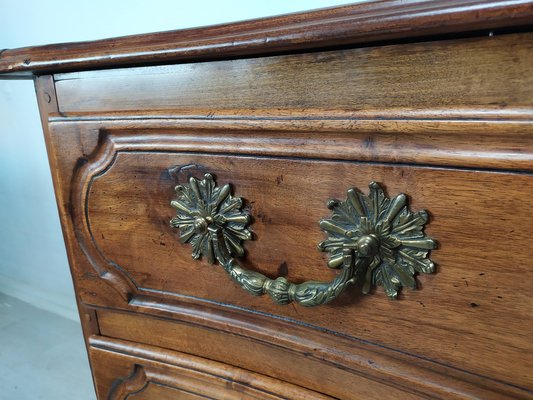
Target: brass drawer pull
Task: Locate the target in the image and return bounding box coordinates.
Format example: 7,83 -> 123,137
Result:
170,173 -> 436,306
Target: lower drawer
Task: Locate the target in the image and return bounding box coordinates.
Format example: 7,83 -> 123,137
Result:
94,308 -> 527,399
89,336 -> 331,400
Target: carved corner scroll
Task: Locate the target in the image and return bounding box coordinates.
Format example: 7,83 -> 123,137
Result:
108,365 -> 148,400
71,133 -> 139,302
170,173 -> 437,306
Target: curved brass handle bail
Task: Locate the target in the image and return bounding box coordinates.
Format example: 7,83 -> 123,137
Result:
210,226 -> 373,306
170,173 -> 436,307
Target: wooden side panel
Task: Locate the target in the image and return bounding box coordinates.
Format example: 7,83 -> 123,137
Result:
34,76 -> 100,398
54,33 -> 533,114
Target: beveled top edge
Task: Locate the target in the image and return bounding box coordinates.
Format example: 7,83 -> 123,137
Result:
1,0 -> 532,77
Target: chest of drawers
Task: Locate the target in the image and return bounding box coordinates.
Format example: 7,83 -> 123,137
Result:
1,1 -> 532,398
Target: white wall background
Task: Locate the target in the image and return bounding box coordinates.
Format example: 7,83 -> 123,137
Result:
0,0 -> 357,321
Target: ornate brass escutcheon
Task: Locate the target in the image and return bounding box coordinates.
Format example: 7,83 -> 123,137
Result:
170,173 -> 436,306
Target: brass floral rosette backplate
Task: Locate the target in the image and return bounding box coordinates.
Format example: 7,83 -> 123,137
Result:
170,173 -> 436,307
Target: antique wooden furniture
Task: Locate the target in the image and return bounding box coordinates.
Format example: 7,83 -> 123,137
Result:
2,1 -> 532,398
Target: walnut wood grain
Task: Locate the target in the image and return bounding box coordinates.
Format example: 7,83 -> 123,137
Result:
53,123 -> 533,392
1,0 -> 532,76
40,116 -> 533,397
53,33 -> 533,114
34,76 -> 100,397
27,7 -> 533,398
83,150 -> 533,390
95,308 -> 530,400
48,117 -> 533,171
89,336 -> 333,400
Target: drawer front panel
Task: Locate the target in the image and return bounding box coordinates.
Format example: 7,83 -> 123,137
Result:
54,32 -> 533,114
63,128 -> 533,391
89,336 -> 332,400
95,308 -> 527,400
